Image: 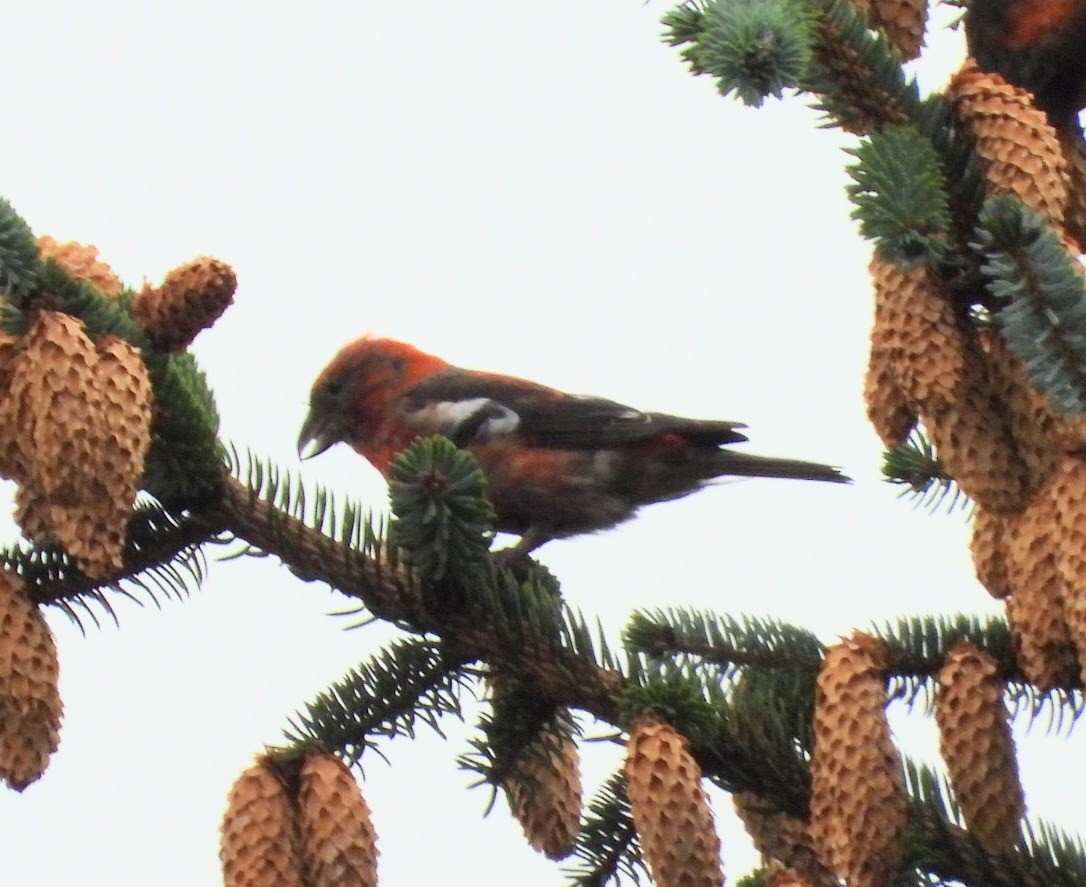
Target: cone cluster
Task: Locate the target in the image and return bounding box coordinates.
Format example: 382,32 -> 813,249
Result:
733,792 -> 836,887
500,710 -> 582,860
863,65 -> 1086,848
0,569 -> 62,790
134,257 -> 236,351
624,713 -> 723,887
862,63 -> 1086,697
36,235 -> 123,298
809,632 -> 906,887
935,643 -> 1023,852
962,451 -> 1086,691
865,257 -> 1028,513
221,751 -> 378,887
0,311 -> 152,577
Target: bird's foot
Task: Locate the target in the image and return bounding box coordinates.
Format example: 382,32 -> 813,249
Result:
492,528 -> 549,568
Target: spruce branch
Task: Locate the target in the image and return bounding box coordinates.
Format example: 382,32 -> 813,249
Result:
564,772 -> 647,886
460,680 -> 579,796
11,501 -> 222,627
803,0 -> 921,132
282,638 -> 470,764
214,457 -> 1084,886
974,196 -> 1086,416
621,661 -> 726,748
661,1 -> 706,51
625,608 -> 824,673
142,350 -> 225,505
211,473 -> 427,626
707,679 -> 814,815
208,472 -> 627,720
697,0 -> 815,107
5,258 -> 149,343
0,197 -> 40,304
7,449 -> 1075,885
388,435 -> 495,582
847,125 -> 952,263
882,430 -> 968,513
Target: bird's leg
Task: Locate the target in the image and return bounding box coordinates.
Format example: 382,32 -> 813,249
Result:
493,527 -> 549,565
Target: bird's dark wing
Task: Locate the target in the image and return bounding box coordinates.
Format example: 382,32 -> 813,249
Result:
399,368 -> 748,449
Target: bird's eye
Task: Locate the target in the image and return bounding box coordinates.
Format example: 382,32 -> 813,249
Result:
324,378 -> 345,398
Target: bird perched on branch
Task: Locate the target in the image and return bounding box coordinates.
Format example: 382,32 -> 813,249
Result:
965,0 -> 1086,130
298,337 -> 849,559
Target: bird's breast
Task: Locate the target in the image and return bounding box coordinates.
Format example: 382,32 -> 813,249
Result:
1007,0 -> 1078,45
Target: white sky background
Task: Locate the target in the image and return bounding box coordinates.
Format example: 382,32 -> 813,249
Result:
0,3 -> 1081,885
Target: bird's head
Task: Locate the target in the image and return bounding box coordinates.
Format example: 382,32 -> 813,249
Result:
297,336 -> 447,461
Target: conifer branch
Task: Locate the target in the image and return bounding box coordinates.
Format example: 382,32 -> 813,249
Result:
564,772 -> 646,886
881,430 -> 968,513
13,503 -> 222,619
207,473 -> 627,721
218,463 -> 1084,887
283,639 -> 470,762
804,0 -> 922,132
975,196 -> 1086,415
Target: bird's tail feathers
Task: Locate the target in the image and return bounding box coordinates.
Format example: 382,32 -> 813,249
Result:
715,451 -> 850,484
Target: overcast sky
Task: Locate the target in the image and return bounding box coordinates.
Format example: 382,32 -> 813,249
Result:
0,3 -> 1081,885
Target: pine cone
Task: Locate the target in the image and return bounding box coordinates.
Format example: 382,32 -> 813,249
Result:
0,311 -> 97,485
0,314 -> 152,577
868,258 -> 968,410
863,320 -> 916,448
1049,456 -> 1086,685
864,0 -> 928,61
0,569 -> 62,790
978,327 -> 1070,492
921,384 -> 1030,515
501,710 -> 582,860
133,257 -> 236,350
86,335 -> 153,563
297,751 -> 379,887
220,757 -> 305,887
936,643 -> 1023,853
36,235 -> 123,298
27,314 -> 102,502
971,507 -> 1011,599
733,792 -> 836,887
0,312 -> 124,576
867,259 -> 1030,511
1005,484 -> 1079,688
1058,124 -> 1086,252
947,62 -> 1070,227
810,632 -> 906,887
625,714 -> 723,887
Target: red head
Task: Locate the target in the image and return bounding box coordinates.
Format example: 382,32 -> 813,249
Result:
298,337 -> 449,473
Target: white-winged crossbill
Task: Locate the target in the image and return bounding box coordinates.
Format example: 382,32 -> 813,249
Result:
298,338 -> 849,558
966,0 -> 1086,130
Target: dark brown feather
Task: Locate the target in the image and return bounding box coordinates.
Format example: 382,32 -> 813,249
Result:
401,368 -> 749,449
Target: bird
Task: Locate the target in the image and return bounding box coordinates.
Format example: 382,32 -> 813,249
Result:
965,0 -> 1086,131
298,337 -> 850,560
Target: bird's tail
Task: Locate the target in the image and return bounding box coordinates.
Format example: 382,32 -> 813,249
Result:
715,451 -> 850,484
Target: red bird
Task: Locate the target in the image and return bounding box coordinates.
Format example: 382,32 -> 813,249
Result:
298,338 -> 849,559
966,0 -> 1086,130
